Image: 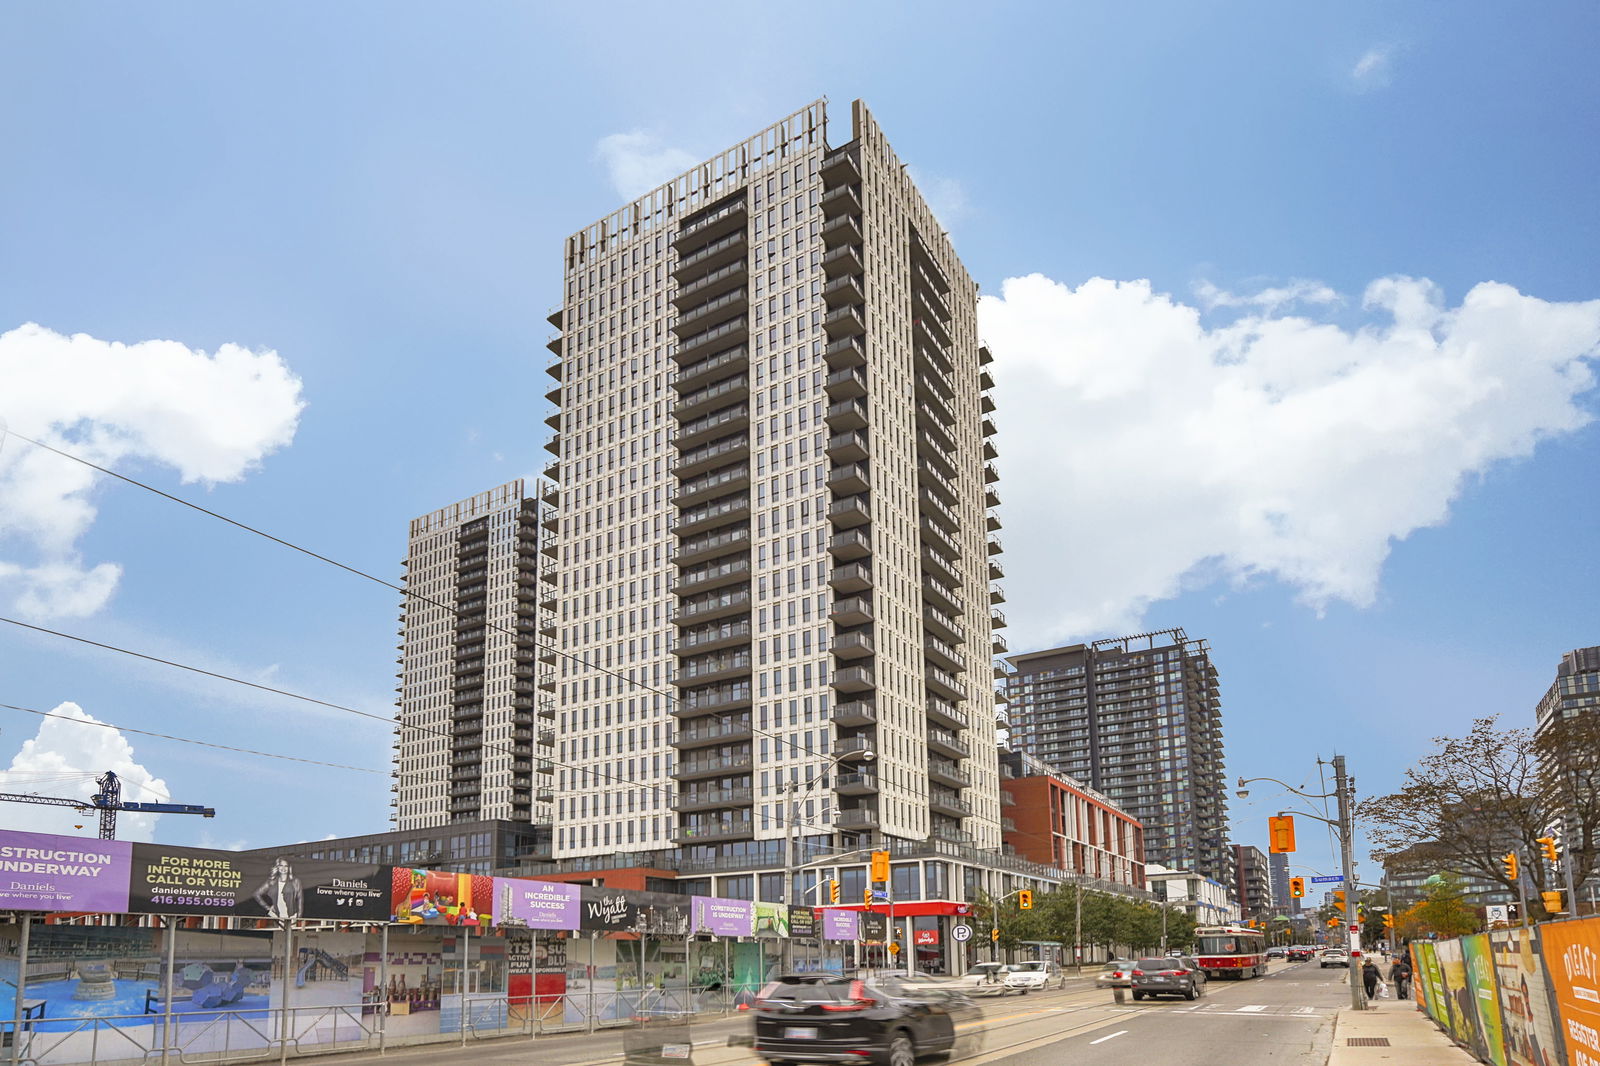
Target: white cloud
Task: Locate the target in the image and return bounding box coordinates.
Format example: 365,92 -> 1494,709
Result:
0,702 -> 171,841
979,274 -> 1600,643
0,323 -> 304,619
1351,47 -> 1394,91
1194,278 -> 1340,314
907,166 -> 968,229
595,131 -> 699,201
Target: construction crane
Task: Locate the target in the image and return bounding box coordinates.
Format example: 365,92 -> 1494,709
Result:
0,770 -> 215,839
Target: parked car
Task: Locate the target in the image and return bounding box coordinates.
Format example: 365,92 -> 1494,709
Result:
1004,960 -> 1069,992
753,972 -> 979,1066
1095,959 -> 1138,990
1287,946 -> 1314,961
956,962 -> 1014,997
1266,946 -> 1287,959
1320,949 -> 1350,968
1130,957 -> 1203,1001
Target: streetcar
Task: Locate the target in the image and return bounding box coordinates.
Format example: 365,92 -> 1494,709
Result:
1191,925 -> 1267,979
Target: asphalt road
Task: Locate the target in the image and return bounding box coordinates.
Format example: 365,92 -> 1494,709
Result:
322,960 -> 1354,1066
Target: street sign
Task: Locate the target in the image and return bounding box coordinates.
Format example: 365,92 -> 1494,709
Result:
952,924 -> 972,942
1310,875 -> 1343,884
888,942 -> 901,955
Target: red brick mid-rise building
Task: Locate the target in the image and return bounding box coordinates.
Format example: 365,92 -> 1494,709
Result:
999,749 -> 1145,891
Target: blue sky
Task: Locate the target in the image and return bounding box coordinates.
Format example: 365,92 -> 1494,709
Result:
1,2 -> 1596,888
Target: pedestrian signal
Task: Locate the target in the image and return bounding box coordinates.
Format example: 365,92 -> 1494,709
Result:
828,880 -> 840,905
870,850 -> 891,883
1542,890 -> 1565,914
1268,815 -> 1297,854
1018,889 -> 1034,910
1502,852 -> 1519,881
1537,837 -> 1560,863
1289,877 -> 1306,898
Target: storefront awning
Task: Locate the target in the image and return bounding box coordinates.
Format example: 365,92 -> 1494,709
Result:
826,899 -> 974,917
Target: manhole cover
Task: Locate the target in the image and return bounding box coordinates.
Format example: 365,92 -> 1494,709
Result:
1346,1037 -> 1392,1046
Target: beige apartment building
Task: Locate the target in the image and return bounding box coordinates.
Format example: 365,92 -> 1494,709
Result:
392,479 -> 557,835
540,99 -> 1007,892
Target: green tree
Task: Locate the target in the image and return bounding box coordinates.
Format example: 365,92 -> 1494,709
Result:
1400,875 -> 1480,939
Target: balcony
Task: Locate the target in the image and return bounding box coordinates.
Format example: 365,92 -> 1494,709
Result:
673,819 -> 754,844
835,807 -> 878,830
672,649 -> 753,687
913,311 -> 951,350
673,231 -> 747,278
920,517 -> 960,559
824,335 -> 866,370
826,430 -> 869,464
672,587 -> 752,626
921,547 -> 961,590
675,320 -> 748,369
828,528 -> 871,561
673,556 -> 751,597
825,367 -> 867,401
927,727 -> 969,760
829,561 -> 873,594
990,583 -> 1006,604
676,525 -> 751,566
538,700 -> 556,719
991,609 -> 1007,629
675,197 -> 748,248
992,632 -> 1008,655
989,559 -> 1005,581
673,371 -> 748,421
926,666 -> 966,702
676,681 -> 753,716
675,344 -> 749,394
822,243 -> 864,278
926,697 -> 969,731
925,635 -> 966,674
675,493 -> 750,538
831,664 -> 876,694
821,213 -> 863,248
824,305 -> 866,339
826,399 -> 868,432
675,404 -> 749,451
828,495 -> 871,528
828,462 -> 870,496
928,759 -> 970,789
986,534 -> 1002,556
673,751 -> 755,780
672,717 -> 754,749
829,595 -> 873,626
676,786 -> 754,812
675,260 -> 747,308
986,486 -> 1001,509
675,286 -> 749,337
912,279 -> 950,323
922,605 -> 965,644
832,629 -> 875,659
834,771 -> 878,796
922,574 -> 961,615
832,700 -> 877,727
928,790 -> 972,818
820,145 -> 860,183
672,463 -> 751,509
674,434 -> 750,480
919,489 -> 959,533
823,273 -> 865,308
673,618 -> 753,656
820,183 -> 861,218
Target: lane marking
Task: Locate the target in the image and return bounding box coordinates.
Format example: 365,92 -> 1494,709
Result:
1239,1004 -> 1267,1012
1089,1030 -> 1129,1045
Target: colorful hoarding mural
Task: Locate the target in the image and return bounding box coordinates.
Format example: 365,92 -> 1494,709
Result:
1489,927 -> 1563,1066
1540,916 -> 1600,1066
390,868 -> 493,926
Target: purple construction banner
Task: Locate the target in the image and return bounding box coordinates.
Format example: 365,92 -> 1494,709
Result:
0,829 -> 132,913
494,877 -> 581,929
692,895 -> 754,936
821,908 -> 859,941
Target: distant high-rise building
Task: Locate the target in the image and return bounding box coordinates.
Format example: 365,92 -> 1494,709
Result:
1268,850 -> 1297,913
1231,843 -> 1272,920
392,480 -> 556,832
1003,629 -> 1229,885
543,100 -> 1004,866
1536,645 -> 1600,734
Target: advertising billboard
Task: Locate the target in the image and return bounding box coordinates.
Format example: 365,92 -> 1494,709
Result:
390,867 -> 493,925
127,843 -> 390,920
1539,914 -> 1600,1066
494,877 -> 581,930
692,896 -> 754,937
0,830 -> 131,913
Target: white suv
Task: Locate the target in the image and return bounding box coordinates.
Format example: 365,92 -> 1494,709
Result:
1004,960 -> 1068,992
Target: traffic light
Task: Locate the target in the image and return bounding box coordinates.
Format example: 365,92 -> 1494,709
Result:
1289,877 -> 1306,898
1326,918 -> 1339,928
1542,891 -> 1566,914
1382,914 -> 1395,930
1018,889 -> 1034,910
870,850 -> 890,883
863,888 -> 873,908
1537,837 -> 1560,864
1268,815 -> 1297,854
828,880 -> 840,905
991,928 -> 999,942
1333,891 -> 1346,913
1502,852 -> 1520,882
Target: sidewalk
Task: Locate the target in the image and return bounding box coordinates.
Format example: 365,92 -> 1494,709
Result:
1327,994 -> 1480,1065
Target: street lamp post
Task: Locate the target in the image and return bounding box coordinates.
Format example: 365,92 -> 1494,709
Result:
783,748 -> 875,970
1237,754 -> 1365,1011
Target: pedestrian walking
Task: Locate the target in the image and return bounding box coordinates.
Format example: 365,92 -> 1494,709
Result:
1362,958 -> 1381,1000
1390,957 -> 1412,999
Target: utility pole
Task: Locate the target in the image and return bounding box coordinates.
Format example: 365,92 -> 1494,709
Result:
1333,755 -> 1365,1011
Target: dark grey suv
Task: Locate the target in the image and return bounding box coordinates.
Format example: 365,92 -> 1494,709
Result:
1130,957 -> 1202,1001
752,972 -> 980,1066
